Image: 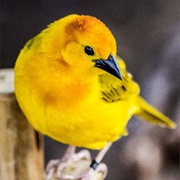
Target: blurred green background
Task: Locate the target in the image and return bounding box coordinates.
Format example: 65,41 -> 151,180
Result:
1,0 -> 179,179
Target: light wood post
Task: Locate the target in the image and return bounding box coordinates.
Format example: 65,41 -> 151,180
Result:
0,69 -> 44,180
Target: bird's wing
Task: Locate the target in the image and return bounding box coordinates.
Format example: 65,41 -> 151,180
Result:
99,56 -> 176,129
98,56 -> 140,103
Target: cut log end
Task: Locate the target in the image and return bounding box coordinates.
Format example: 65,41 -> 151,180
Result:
0,69 -> 14,94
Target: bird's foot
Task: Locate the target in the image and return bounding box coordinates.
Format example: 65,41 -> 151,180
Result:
46,143 -> 111,180
80,163 -> 108,180
46,149 -> 92,180
46,162 -> 107,180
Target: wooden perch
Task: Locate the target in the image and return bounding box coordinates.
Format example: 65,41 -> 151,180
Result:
0,69 -> 44,180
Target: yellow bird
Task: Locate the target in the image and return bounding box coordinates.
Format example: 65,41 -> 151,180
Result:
14,14 -> 176,178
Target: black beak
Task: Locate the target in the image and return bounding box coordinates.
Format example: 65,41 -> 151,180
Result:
93,54 -> 122,80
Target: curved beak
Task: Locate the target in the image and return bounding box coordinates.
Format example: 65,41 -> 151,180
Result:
93,54 -> 122,80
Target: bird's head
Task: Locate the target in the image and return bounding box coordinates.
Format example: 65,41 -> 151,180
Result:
41,14 -> 122,80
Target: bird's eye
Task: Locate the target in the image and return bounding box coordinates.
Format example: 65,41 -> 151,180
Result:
84,46 -> 95,56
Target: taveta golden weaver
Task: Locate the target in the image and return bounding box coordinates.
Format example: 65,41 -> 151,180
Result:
14,14 -> 176,179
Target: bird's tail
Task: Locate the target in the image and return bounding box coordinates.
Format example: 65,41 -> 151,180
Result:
135,96 -> 176,129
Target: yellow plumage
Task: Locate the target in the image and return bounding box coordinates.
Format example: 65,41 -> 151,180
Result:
14,14 -> 176,150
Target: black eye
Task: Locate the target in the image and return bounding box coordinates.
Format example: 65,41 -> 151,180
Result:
84,46 -> 95,56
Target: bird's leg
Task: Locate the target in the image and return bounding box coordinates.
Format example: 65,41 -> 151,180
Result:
62,145 -> 76,161
81,142 -> 112,180
91,142 -> 112,169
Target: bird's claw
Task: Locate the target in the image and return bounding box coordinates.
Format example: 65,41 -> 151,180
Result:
81,163 -> 108,180
46,163 -> 107,180
45,149 -> 92,180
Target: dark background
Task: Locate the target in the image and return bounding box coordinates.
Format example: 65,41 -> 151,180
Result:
1,0 -> 179,179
